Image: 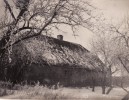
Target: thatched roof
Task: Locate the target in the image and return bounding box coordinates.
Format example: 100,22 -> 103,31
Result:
6,35 -> 104,71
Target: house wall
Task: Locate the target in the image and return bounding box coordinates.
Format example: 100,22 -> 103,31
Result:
22,64 -> 104,87
23,64 -> 66,85
64,68 -> 104,87
1,58 -> 106,87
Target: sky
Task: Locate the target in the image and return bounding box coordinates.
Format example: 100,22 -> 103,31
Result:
55,0 -> 129,50
0,0 -> 129,50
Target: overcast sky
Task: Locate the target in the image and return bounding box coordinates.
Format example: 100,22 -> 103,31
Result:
64,0 -> 129,50
0,0 -> 129,50
54,0 -> 129,50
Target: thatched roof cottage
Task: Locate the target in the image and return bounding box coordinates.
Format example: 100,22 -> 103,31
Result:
0,35 -> 107,86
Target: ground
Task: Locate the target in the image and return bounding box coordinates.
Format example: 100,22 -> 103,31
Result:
0,84 -> 127,100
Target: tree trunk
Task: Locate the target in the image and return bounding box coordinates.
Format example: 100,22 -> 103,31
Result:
92,77 -> 95,92
92,86 -> 95,92
106,86 -> 113,94
109,67 -> 112,86
0,34 -> 10,81
102,85 -> 106,94
105,67 -> 114,94
101,70 -> 106,94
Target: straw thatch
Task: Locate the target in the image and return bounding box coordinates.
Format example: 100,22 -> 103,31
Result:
0,35 -> 106,86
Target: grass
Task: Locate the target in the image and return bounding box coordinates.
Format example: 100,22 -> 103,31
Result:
0,81 -> 127,100
0,82 -> 68,99
0,81 -> 14,96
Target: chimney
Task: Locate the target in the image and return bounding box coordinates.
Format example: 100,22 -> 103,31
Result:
57,35 -> 63,41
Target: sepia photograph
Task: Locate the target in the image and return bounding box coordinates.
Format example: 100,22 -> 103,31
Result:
0,0 -> 129,99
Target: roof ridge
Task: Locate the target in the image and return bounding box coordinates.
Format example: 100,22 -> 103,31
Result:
40,35 -> 89,52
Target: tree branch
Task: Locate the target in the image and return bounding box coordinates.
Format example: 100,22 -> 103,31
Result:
118,57 -> 129,74
3,0 -> 16,21
111,68 -> 119,75
12,27 -> 38,35
15,0 -> 30,24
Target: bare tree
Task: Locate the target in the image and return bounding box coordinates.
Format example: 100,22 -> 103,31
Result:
109,17 -> 129,73
0,0 -> 96,73
91,15 -> 129,96
110,18 -> 129,100
91,32 -> 120,94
